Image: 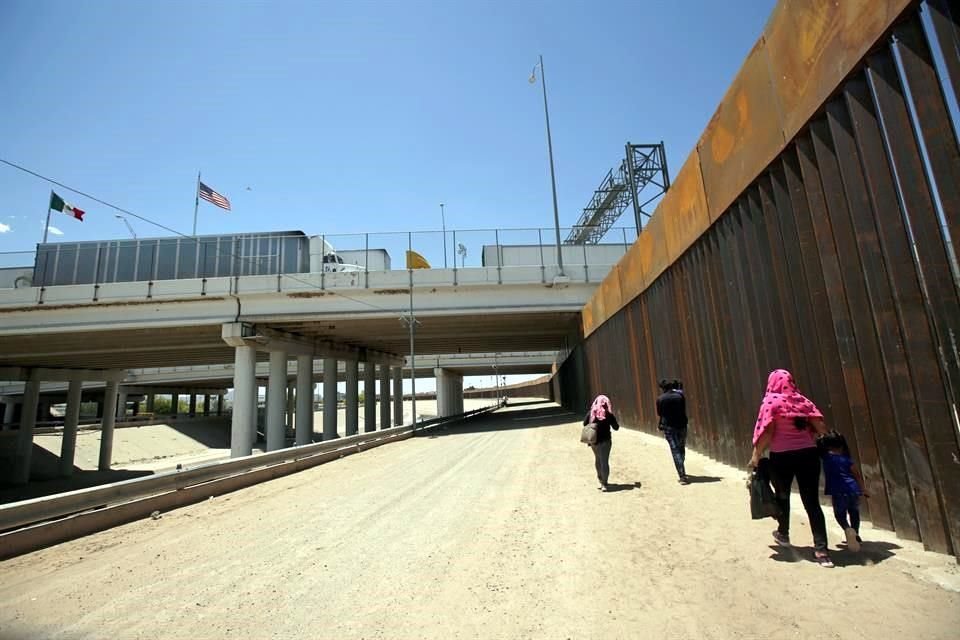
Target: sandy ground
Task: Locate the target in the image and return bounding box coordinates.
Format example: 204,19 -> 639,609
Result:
1,401 -> 957,639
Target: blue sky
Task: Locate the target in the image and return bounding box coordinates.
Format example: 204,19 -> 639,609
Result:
0,0 -> 776,265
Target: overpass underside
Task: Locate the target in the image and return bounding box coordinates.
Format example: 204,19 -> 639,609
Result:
556,0 -> 960,559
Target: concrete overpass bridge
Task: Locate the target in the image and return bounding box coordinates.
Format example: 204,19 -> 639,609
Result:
0,258 -> 596,485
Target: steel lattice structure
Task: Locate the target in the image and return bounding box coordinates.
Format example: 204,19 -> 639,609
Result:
565,142 -> 670,244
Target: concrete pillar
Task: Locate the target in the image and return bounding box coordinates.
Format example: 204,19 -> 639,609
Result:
230,345 -> 257,457
287,382 -> 295,426
13,378 -> 41,484
345,360 -> 359,436
188,393 -> 197,417
202,394 -> 211,416
217,393 -> 224,416
392,366 -> 403,426
435,368 -> 464,418
146,393 -> 155,413
255,384 -> 265,445
379,364 -> 391,430
323,357 -> 338,440
171,392 -> 179,416
98,380 -> 119,471
117,389 -> 128,419
60,380 -> 83,477
296,355 -> 313,446
2,401 -> 15,428
267,351 -> 287,452
364,362 -> 376,433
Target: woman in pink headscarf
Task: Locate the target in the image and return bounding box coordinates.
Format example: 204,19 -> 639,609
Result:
749,369 -> 832,567
584,394 -> 619,491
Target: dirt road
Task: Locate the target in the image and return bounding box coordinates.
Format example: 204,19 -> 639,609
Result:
1,401 -> 957,639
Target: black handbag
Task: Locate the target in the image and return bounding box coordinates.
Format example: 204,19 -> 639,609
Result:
749,458 -> 781,520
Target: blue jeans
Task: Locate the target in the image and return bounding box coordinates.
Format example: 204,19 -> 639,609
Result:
663,427 -> 687,479
832,493 -> 861,532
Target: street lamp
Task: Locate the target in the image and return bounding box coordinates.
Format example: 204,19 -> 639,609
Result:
440,203 -> 448,268
530,54 -> 565,277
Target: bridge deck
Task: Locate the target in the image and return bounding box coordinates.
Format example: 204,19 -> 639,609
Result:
1,401 -> 956,638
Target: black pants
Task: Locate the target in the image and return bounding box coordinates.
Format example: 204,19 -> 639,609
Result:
769,447 -> 828,551
663,427 -> 687,478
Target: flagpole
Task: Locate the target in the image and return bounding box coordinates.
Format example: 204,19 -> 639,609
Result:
42,190 -> 52,244
192,171 -> 201,236
536,54 -> 565,277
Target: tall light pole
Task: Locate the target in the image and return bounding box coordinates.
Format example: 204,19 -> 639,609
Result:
530,55 -> 565,277
440,203 -> 448,268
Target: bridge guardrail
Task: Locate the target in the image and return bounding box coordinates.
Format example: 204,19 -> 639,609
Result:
0,401 -> 503,534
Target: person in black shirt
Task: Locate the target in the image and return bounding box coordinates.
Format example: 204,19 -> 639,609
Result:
583,394 -> 620,491
657,379 -> 689,485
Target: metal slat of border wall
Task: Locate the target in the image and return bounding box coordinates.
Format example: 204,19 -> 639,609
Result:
741,193 -> 786,371
785,144 -> 858,443
896,15 -> 960,445
710,231 -> 742,463
769,161 -> 831,408
697,239 -> 730,462
843,73 -> 923,541
625,303 -> 646,430
638,297 -> 659,428
716,216 -> 754,468
810,115 -> 892,527
677,255 -> 709,459
826,95 -> 914,533
758,175 -> 809,383
898,13 -> 960,279
796,132 -> 867,467
869,40 -> 960,555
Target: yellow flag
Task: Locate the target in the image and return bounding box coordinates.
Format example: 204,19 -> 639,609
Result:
406,250 -> 431,269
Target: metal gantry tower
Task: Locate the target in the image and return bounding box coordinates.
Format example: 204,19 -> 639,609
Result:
565,142 -> 670,244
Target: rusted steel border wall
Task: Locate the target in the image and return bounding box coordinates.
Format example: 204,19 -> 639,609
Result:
556,0 -> 960,557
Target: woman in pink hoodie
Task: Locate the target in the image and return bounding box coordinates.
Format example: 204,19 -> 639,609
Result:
749,370 -> 832,567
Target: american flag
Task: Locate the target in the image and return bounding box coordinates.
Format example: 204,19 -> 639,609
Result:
198,181 -> 231,210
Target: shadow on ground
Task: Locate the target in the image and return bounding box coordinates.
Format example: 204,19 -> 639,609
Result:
768,539 -> 901,567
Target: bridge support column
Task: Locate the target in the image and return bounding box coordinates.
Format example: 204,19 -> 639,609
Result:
117,389 -> 128,419
188,393 -> 196,417
345,360 -> 359,436
435,368 -> 464,418
364,362 -> 376,432
230,345 -> 256,457
296,355 -> 313,446
98,380 -> 119,471
202,394 -> 211,416
286,382 -> 295,428
392,367 -> 403,426
13,377 -> 41,484
146,394 -> 155,413
2,400 -> 15,429
267,351 -> 288,452
379,364 -> 391,429
60,380 -> 83,477
216,393 -> 224,416
171,392 -> 179,416
323,357 -> 338,440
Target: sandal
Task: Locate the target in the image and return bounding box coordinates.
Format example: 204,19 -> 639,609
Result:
814,551 -> 834,568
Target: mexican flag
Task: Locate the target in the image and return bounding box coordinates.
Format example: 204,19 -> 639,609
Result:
50,192 -> 85,221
